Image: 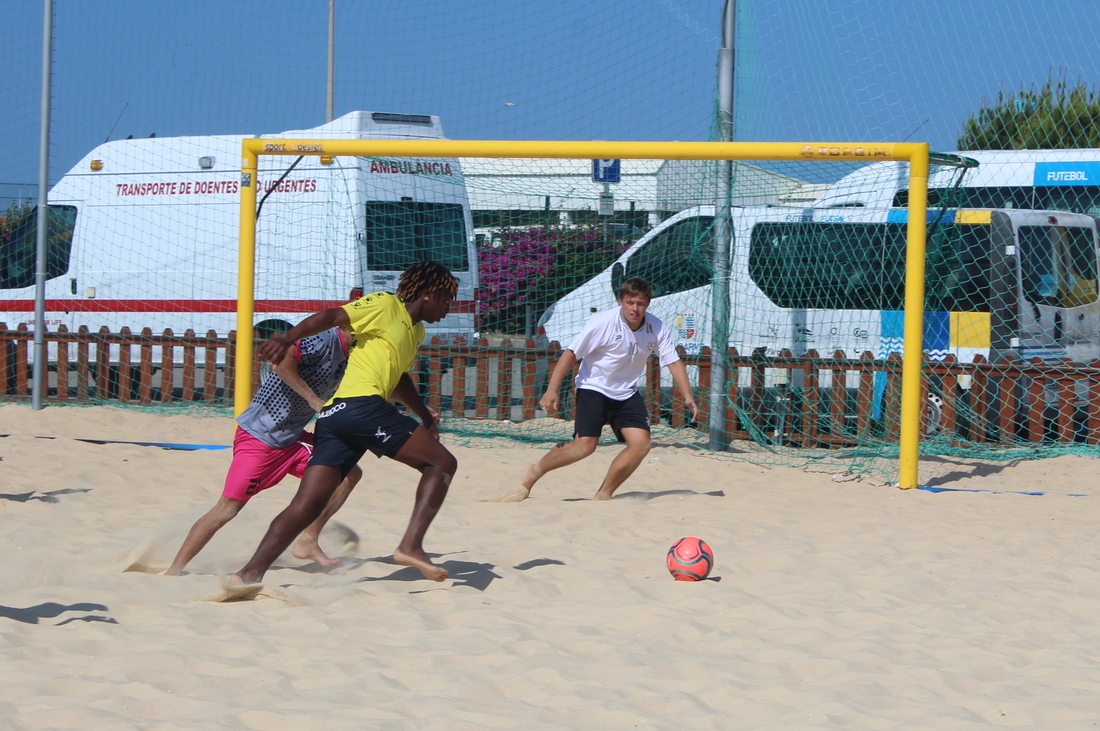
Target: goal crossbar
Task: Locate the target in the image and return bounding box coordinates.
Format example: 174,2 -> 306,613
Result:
238,139 -> 936,488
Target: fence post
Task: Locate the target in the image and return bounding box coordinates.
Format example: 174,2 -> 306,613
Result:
475,338 -> 491,419
724,346 -> 740,442
15,324 -> 30,396
225,330 -> 236,406
426,337 -> 444,413
798,349 -> 819,446
995,355 -> 1017,443
1087,369 -> 1100,445
56,324 -> 69,402
1026,359 -> 1044,442
181,329 -> 196,402
160,329 -> 175,403
95,326 -> 111,400
1056,359 -> 1075,443
697,346 -> 711,432
829,350 -> 847,445
856,351 -> 875,438
203,329 -> 218,403
939,355 -> 958,443
138,328 -> 153,403
118,326 -> 133,403
521,339 -> 537,421
497,338 -> 514,420
76,325 -> 90,400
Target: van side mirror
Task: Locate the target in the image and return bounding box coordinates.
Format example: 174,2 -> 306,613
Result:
611,262 -> 624,296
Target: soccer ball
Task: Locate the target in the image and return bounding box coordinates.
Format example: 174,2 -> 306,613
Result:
666,537 -> 714,581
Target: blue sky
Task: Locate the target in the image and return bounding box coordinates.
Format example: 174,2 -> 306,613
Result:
2,0 -> 1097,188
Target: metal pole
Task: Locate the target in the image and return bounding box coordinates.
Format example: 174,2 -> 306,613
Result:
32,0 -> 54,410
326,0 -> 335,122
707,0 -> 735,449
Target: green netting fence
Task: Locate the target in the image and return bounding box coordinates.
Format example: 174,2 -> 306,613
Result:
3,0 -> 1100,485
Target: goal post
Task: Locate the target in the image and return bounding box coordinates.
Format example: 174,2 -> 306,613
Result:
238,139 -> 935,487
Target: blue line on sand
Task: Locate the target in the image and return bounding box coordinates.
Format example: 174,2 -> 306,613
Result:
73,438 -> 230,451
919,486 -> 1087,497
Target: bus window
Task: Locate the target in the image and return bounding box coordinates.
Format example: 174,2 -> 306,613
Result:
750,220 -> 992,312
0,205 -> 77,290
623,216 -> 714,297
749,222 -> 904,310
1034,186 -> 1100,216
924,223 -> 992,312
894,186 -> 1032,210
363,202 -> 468,271
1019,226 -> 1098,308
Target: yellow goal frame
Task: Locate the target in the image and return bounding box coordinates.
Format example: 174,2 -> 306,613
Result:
238,139 -> 931,488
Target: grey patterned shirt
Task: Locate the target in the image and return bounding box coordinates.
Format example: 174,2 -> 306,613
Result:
235,328 -> 349,449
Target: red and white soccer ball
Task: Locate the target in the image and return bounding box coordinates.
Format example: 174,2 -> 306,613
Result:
666,536 -> 714,581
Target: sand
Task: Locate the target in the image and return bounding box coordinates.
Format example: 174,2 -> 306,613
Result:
2,402 -> 1100,729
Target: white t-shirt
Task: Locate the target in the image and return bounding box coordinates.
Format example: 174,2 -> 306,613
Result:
566,308 -> 679,401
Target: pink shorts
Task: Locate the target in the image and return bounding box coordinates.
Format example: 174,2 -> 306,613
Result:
222,428 -> 314,502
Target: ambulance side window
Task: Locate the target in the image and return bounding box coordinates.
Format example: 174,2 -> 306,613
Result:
0,205 -> 77,289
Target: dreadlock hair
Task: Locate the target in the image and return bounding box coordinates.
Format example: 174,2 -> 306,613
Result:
396,260 -> 459,302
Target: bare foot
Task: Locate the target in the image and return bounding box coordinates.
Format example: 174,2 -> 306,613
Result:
519,463 -> 541,490
214,574 -> 263,602
292,534 -> 340,567
393,548 -> 449,581
481,485 -> 530,503
164,567 -> 184,576
592,489 -> 614,501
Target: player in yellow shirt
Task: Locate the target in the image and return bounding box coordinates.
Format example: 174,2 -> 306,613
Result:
230,261 -> 459,585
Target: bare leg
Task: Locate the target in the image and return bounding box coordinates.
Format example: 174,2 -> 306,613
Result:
230,464 -> 344,584
387,427 -> 458,581
292,465 -> 362,567
521,436 -> 599,493
593,428 -> 650,500
167,496 -> 246,575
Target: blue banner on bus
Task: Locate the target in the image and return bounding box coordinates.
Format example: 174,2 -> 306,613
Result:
886,209 -> 957,224
1033,161 -> 1100,187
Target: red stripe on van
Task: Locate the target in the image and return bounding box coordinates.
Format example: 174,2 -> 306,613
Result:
0,299 -> 477,314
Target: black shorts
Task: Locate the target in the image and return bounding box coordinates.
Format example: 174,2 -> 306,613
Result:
308,396 -> 419,477
574,388 -> 650,442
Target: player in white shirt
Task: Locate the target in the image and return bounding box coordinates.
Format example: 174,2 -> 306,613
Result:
506,277 -> 698,501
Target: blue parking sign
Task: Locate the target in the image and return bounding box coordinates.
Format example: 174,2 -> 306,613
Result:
592,159 -> 621,184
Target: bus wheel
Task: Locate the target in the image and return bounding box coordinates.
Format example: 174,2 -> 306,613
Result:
922,393 -> 944,436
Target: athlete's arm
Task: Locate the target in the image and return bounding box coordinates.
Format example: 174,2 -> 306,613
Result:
539,349 -> 577,416
257,307 -> 352,367
665,359 -> 699,422
272,345 -> 326,412
391,372 -> 439,439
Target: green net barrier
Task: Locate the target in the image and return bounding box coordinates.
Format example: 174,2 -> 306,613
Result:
3,1 -> 1100,485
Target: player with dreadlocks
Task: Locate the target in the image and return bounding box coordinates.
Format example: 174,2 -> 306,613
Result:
229,261 -> 460,585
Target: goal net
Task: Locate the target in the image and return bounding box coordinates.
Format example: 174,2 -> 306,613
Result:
238,139 -> 953,488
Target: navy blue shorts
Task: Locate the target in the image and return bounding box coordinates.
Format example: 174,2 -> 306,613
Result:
308,396 -> 419,477
574,388 -> 650,441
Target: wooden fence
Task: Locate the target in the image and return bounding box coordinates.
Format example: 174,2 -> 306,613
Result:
3,324 -> 1099,446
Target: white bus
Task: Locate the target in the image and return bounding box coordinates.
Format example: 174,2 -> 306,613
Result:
0,111 -> 478,351
817,148 -> 1100,215
539,205 -> 1100,371
541,149 -> 1100,367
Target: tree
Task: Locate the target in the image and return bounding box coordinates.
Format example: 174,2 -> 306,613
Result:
957,73 -> 1100,150
477,222 -> 637,335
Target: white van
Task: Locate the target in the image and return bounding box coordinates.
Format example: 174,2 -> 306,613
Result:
0,111 -> 478,351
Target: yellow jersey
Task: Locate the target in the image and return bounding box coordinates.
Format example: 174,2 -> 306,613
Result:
329,292 -> 425,402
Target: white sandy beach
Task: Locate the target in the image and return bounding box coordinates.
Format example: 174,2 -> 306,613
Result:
2,402 -> 1100,729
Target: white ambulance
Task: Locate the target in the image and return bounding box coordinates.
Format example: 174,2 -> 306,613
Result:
0,111 -> 478,347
